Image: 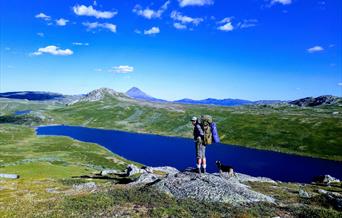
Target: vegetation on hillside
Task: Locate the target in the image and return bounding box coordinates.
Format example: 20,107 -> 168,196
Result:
43,95 -> 342,161
1,124 -> 341,217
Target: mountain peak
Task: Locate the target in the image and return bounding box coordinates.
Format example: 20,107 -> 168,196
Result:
126,87 -> 152,99
73,87 -> 123,104
126,87 -> 166,102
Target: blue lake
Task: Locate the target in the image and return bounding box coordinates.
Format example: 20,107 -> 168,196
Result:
36,125 -> 342,183
15,110 -> 31,115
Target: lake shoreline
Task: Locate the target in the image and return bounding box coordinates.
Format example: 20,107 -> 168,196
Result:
34,123 -> 342,163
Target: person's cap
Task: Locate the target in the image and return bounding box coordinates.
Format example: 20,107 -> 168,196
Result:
190,116 -> 197,121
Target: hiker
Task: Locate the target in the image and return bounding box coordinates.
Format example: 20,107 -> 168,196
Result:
191,116 -> 206,174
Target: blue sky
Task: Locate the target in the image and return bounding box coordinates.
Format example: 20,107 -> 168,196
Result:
0,0 -> 341,100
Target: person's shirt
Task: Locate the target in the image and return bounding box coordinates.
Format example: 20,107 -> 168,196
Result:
193,122 -> 204,140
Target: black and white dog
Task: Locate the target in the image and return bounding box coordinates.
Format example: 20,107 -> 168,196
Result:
216,160 -> 236,177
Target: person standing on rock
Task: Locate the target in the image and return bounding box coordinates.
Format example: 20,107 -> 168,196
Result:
191,116 -> 206,174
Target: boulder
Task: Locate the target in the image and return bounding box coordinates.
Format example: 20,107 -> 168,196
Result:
0,173 -> 19,179
152,171 -> 275,205
299,189 -> 310,198
313,175 -> 340,185
126,164 -> 144,176
101,169 -> 120,176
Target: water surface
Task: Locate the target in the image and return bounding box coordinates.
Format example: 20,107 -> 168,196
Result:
36,125 -> 342,183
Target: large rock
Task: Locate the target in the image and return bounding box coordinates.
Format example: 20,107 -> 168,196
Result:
152,171 -> 275,205
313,175 -> 340,185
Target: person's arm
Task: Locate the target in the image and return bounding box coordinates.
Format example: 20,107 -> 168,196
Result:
196,124 -> 204,137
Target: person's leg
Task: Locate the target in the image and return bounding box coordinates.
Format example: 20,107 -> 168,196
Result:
196,138 -> 202,173
202,145 -> 207,173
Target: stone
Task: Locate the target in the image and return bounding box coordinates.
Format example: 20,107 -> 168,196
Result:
126,164 -> 144,176
152,171 -> 275,205
73,182 -> 97,191
299,189 -> 310,198
313,175 -> 340,185
101,169 -> 120,176
0,174 -> 19,179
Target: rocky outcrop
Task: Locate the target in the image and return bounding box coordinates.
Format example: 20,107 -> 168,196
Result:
289,95 -> 341,107
123,165 -> 275,205
152,171 -> 275,205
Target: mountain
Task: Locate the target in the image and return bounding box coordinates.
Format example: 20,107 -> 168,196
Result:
289,95 -> 342,107
0,91 -> 65,101
126,87 -> 167,102
0,91 -> 83,104
74,88 -> 127,104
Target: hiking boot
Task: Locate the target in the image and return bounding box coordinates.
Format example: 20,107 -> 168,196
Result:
197,168 -> 201,174
203,168 -> 206,174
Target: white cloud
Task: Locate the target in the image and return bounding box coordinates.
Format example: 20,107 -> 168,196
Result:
217,17 -> 234,31
144,27 -> 160,35
72,42 -> 89,46
307,46 -> 324,53
56,18 -> 69,26
37,32 -> 44,37
35,13 -> 51,21
31,45 -> 73,56
237,19 -> 258,28
170,11 -> 203,25
73,5 -> 117,19
173,22 -> 187,29
178,0 -> 213,7
338,82 -> 342,86
271,0 -> 292,5
133,1 -> 170,19
111,65 -> 134,73
83,22 -> 117,33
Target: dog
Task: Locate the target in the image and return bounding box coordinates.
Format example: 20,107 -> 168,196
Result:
216,160 -> 236,177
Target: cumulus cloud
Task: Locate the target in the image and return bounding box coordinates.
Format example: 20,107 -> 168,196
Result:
178,0 -> 214,7
83,22 -> 117,33
72,42 -> 89,46
56,18 -> 69,26
217,17 -> 234,31
73,5 -> 117,19
144,27 -> 160,35
35,13 -> 51,21
170,11 -> 203,25
111,65 -> 134,73
307,46 -> 324,53
271,0 -> 292,5
31,45 -> 73,56
338,82 -> 342,86
37,32 -> 44,37
133,1 -> 170,19
173,22 -> 187,29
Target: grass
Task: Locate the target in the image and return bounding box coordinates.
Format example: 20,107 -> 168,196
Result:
43,96 -> 342,161
0,123 -> 341,217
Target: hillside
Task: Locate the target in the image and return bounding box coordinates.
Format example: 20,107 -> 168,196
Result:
1,124 -> 341,217
40,88 -> 342,161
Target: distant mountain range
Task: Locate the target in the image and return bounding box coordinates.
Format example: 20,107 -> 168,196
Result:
0,88 -> 340,107
0,91 -> 83,104
125,87 -> 284,106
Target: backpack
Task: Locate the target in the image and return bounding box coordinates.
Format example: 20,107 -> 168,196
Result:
200,115 -> 220,144
200,115 -> 213,145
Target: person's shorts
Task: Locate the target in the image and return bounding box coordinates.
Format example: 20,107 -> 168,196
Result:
195,137 -> 206,159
